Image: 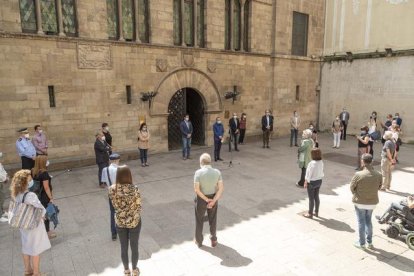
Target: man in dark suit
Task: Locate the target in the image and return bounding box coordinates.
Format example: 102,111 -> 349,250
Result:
339,107 -> 350,140
180,114 -> 193,160
261,110 -> 274,148
94,130 -> 111,188
228,112 -> 240,152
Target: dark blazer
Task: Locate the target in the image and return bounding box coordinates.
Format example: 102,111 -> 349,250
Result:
180,120 -> 193,138
261,115 -> 274,131
340,111 -> 350,123
228,118 -> 240,134
94,139 -> 110,164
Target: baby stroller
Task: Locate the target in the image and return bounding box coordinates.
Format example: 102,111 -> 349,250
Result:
377,200 -> 414,250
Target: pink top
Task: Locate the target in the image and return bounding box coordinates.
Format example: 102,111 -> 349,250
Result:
32,132 -> 48,154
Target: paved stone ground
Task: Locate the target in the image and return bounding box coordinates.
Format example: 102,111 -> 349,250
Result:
1,134 -> 414,276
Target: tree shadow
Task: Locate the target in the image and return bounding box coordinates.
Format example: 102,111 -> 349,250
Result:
200,243 -> 252,267
365,247 -> 414,272
315,217 -> 355,233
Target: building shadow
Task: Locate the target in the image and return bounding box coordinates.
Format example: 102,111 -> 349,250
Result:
364,247 -> 414,272
315,217 -> 355,233
200,243 -> 252,267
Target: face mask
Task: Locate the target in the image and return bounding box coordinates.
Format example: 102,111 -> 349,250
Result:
309,126 -> 314,130
336,118 -> 339,120
28,179 -> 34,189
233,116 -> 237,119
46,160 -> 50,167
101,136 -> 106,141
105,127 -> 109,131
143,128 -> 147,131
361,131 -> 366,135
217,121 -> 222,124
372,114 -> 376,118
185,118 -> 189,121
24,134 -> 30,138
395,115 -> 399,118
38,130 -> 43,134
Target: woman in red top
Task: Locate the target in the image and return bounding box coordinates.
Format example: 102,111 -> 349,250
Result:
239,113 -> 247,144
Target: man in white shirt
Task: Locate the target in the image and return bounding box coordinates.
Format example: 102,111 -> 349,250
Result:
290,111 -> 301,147
101,153 -> 120,240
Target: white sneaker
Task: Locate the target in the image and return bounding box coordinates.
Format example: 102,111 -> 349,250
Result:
1,212 -> 8,218
0,217 -> 8,223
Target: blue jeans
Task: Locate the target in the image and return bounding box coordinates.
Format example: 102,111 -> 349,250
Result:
109,199 -> 117,235
354,206 -> 373,245
139,148 -> 148,164
182,137 -> 191,158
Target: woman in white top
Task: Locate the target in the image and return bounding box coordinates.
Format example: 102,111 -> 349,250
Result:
303,148 -> 324,219
9,170 -> 51,276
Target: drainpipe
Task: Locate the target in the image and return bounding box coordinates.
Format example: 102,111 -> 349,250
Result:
316,0 -> 327,131
270,0 -> 277,111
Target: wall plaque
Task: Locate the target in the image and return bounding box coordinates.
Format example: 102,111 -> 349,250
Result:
156,59 -> 168,72
182,53 -> 194,67
207,61 -> 217,73
77,44 -> 112,69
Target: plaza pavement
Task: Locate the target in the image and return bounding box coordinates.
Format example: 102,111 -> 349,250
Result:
1,133 -> 414,276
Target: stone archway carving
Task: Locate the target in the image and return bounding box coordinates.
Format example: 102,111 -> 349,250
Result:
150,68 -> 223,116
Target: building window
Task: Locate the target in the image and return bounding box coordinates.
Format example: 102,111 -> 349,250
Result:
224,0 -> 231,50
197,0 -> 205,47
291,11 -> 308,56
137,0 -> 150,43
62,0 -> 77,36
19,0 -> 37,33
173,0 -> 204,47
173,0 -> 181,45
183,0 -> 194,46
122,0 -> 135,41
225,0 -> 244,51
41,0 -> 58,34
243,0 -> 250,52
295,85 -> 300,101
233,0 -> 241,51
107,0 -> 119,39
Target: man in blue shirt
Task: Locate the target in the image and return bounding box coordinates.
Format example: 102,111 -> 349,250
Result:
179,114 -> 193,160
15,128 -> 36,169
213,117 -> 224,162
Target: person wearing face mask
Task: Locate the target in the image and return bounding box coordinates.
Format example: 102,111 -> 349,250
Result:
290,111 -> 300,147
32,125 -> 48,156
193,153 -> 224,248
367,112 -> 378,157
309,123 -> 319,148
102,123 -> 113,154
331,115 -> 343,149
228,113 -> 240,151
261,110 -> 274,148
393,113 -> 402,127
213,117 -> 225,162
355,126 -> 370,170
16,128 -> 36,170
239,113 -> 247,144
180,114 -> 193,160
137,123 -> 150,167
339,107 -> 350,140
94,130 -> 111,188
0,152 -> 9,222
32,155 -> 56,239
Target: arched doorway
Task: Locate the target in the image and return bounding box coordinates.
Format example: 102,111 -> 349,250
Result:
168,88 -> 205,150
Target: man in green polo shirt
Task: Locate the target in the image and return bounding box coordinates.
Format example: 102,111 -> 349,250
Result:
194,153 -> 224,248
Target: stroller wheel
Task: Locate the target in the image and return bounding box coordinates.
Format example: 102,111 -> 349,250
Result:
385,225 -> 399,239
406,233 -> 414,250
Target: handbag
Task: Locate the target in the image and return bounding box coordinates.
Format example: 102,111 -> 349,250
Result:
8,192 -> 43,230
370,131 -> 381,141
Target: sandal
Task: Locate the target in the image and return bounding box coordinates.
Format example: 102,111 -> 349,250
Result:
24,271 -> 33,276
124,270 -> 131,276
303,213 -> 313,219
132,268 -> 140,276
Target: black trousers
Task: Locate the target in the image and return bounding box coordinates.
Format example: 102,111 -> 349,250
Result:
307,180 -> 322,215
239,129 -> 246,143
341,121 -> 348,140
229,132 -> 239,151
263,129 -> 270,147
290,128 -> 298,146
297,167 -> 306,186
21,156 -> 34,170
214,139 -> 222,160
117,221 -> 142,270
97,162 -> 109,185
195,194 -> 218,244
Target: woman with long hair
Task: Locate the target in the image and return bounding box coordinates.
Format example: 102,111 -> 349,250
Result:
109,165 -> 142,276
32,155 -> 56,239
10,170 -> 50,276
303,148 -> 324,218
355,126 -> 370,170
137,123 -> 150,167
239,113 -> 247,144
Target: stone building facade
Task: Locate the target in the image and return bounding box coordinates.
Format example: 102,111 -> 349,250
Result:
0,0 -> 324,167
320,0 -> 414,141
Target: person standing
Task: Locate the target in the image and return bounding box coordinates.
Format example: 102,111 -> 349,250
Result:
367,112 -> 378,157
350,154 -> 382,249
303,148 -> 324,219
102,123 -> 113,154
180,114 -> 193,160
394,113 -> 402,127
332,115 -> 343,148
261,110 -> 273,148
137,123 -> 150,167
380,131 -> 396,191
0,152 -> 9,222
16,128 -> 36,170
238,113 -> 247,144
108,165 -> 142,276
355,126 -> 370,170
309,123 -> 319,148
194,153 -> 224,248
380,114 -> 393,144
9,169 -> 51,276
94,130 -> 111,188
339,107 -> 350,140
290,111 -> 300,147
32,125 -> 48,156
228,113 -> 240,152
32,155 -> 56,239
101,153 -> 120,241
213,117 -> 224,162
296,129 -> 314,187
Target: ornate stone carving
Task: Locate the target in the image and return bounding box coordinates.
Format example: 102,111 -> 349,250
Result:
156,59 -> 168,72
77,44 -> 112,69
207,61 -> 216,73
182,53 -> 194,67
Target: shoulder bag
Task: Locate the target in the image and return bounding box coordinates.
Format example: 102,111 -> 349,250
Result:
8,192 -> 43,230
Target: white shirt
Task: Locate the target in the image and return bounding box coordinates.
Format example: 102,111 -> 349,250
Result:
341,112 -> 346,121
305,160 -> 324,182
101,163 -> 118,186
266,116 -> 270,127
0,163 -> 7,182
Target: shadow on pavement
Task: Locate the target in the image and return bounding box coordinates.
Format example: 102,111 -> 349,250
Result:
365,247 -> 414,272
200,243 -> 253,267
316,217 -> 355,233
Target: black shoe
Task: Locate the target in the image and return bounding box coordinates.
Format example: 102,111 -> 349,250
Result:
218,158 -> 223,161
235,149 -> 239,152
214,159 -> 217,162
266,146 -> 270,148
295,144 -> 299,147
112,234 -> 117,241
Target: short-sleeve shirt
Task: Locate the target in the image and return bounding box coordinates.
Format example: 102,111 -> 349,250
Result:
33,171 -> 52,205
381,140 -> 395,159
101,164 -> 118,186
194,165 -> 222,195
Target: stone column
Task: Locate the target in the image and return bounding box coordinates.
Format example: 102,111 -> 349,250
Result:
193,0 -> 197,47
35,0 -> 44,34
56,0 -> 65,36
181,0 -> 185,46
118,0 -> 125,41
134,0 -> 141,42
240,0 -> 245,51
229,0 -> 234,50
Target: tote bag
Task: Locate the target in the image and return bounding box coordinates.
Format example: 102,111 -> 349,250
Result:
8,192 -> 43,230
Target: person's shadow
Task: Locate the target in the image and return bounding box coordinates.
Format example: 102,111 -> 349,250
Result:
365,247 -> 414,272
200,243 -> 252,267
316,217 -> 355,233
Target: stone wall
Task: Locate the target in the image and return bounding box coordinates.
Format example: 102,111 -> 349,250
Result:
319,56 -> 414,141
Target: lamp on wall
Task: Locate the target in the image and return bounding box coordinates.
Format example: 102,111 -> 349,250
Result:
385,48 -> 393,57
346,51 -> 353,62
224,86 -> 239,104
140,91 -> 157,108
